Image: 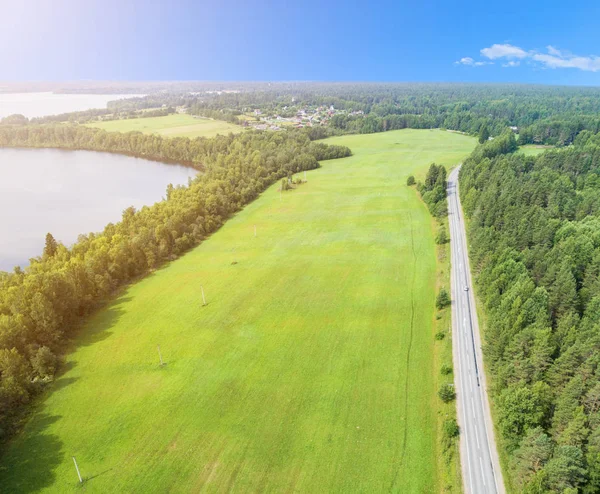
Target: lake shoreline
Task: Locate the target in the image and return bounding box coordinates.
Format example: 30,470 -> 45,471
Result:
0,92 -> 142,119
0,148 -> 197,271
0,144 -> 202,171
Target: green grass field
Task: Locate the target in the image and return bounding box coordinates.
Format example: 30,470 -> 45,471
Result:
518,144 -> 554,156
0,129 -> 475,493
87,114 -> 242,138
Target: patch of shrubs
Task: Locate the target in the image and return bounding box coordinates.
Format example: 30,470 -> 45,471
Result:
443,418 -> 459,439
441,418 -> 460,451
435,226 -> 448,245
281,174 -> 305,191
417,163 -> 447,219
441,364 -> 453,375
436,288 -> 451,310
438,383 -> 456,403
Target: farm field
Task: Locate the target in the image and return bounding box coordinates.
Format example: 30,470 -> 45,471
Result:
0,129 -> 475,492
86,113 -> 242,138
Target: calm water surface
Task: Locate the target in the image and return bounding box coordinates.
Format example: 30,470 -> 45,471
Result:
0,148 -> 197,271
0,92 -> 142,119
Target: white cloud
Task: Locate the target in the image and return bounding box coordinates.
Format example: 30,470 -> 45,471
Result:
458,43 -> 600,72
481,44 -> 528,60
456,57 -> 475,65
546,45 -> 562,57
455,57 -> 493,67
532,52 -> 600,72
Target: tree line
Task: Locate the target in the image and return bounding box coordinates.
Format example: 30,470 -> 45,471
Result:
460,130 -> 600,493
0,124 -> 351,440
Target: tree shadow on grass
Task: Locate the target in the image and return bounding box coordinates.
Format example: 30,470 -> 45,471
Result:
0,295 -> 134,490
49,376 -> 79,395
0,413 -> 64,492
35,294 -> 133,409
69,294 -> 134,351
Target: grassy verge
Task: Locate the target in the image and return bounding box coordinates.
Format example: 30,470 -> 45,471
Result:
434,219 -> 463,493
411,161 -> 463,493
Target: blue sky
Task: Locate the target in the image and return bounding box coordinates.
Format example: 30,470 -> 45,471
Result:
2,0 -> 600,85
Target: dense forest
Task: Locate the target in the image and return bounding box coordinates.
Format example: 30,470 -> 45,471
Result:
460,131 -> 600,492
0,125 -> 350,439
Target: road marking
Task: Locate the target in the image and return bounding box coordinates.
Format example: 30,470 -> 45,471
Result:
480,457 -> 486,486
471,396 -> 476,417
475,426 -> 480,448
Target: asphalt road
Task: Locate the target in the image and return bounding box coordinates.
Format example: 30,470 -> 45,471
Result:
447,166 -> 505,494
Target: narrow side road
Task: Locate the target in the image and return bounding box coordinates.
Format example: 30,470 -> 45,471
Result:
447,165 -> 505,494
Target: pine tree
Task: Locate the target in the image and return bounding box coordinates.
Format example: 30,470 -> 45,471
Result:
513,427 -> 553,488
558,406 -> 589,447
479,123 -> 490,144
43,233 -> 58,258
544,446 -> 586,492
425,163 -> 440,190
550,260 -> 578,319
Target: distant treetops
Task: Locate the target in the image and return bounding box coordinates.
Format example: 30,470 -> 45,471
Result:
13,83 -> 600,148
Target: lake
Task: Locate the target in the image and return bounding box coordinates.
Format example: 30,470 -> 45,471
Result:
0,148 -> 197,271
0,92 -> 142,119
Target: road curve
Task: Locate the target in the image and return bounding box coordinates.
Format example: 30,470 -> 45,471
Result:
447,166 -> 505,494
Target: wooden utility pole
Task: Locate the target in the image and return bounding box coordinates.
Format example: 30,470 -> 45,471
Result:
72,456 -> 83,483
201,285 -> 207,306
157,345 -> 164,366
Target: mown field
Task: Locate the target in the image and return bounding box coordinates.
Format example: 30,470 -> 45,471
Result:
87,114 -> 242,138
0,129 -> 475,493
